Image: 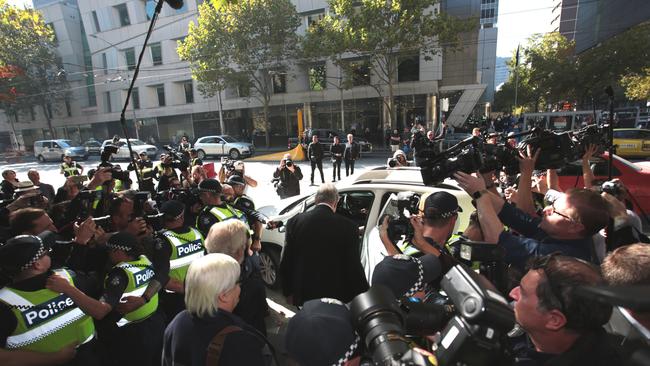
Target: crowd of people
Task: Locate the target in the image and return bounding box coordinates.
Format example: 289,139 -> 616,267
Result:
0,124 -> 648,366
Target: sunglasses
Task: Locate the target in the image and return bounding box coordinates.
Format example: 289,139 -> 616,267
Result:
549,203 -> 580,223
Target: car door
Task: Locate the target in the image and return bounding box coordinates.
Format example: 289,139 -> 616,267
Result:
640,130 -> 650,157
40,142 -> 51,159
215,137 -> 226,155
614,130 -> 639,157
50,142 -> 62,160
116,141 -> 128,159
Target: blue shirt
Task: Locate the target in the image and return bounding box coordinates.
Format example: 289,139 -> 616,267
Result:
497,203 -> 595,270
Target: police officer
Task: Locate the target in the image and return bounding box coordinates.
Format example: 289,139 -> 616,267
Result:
153,154 -> 178,192
46,232 -> 165,366
0,233 -> 99,365
228,175 -> 262,252
188,148 -> 203,167
195,179 -> 248,237
60,154 -> 83,177
128,151 -> 155,193
307,135 -> 325,186
158,200 -> 205,320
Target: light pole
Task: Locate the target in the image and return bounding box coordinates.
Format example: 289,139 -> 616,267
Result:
89,34 -> 140,139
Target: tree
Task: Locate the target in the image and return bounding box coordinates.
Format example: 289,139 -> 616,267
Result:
301,0 -> 474,129
178,0 -> 301,147
621,68 -> 650,101
0,0 -> 67,144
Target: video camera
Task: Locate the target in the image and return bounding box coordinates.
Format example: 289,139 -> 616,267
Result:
348,263 -> 514,366
98,144 -> 131,182
133,191 -> 165,231
162,145 -> 190,172
384,192 -> 421,242
418,126 -> 612,186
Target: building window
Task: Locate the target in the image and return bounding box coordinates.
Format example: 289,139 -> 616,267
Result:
88,86 -> 97,107
481,8 -> 495,19
349,61 -> 371,86
92,11 -> 101,32
150,42 -> 162,66
65,99 -> 72,117
398,54 -> 419,82
237,82 -> 250,98
124,48 -> 136,70
183,81 -> 194,103
132,88 -> 140,109
104,92 -> 112,113
309,64 -> 326,91
481,0 -> 496,4
155,85 -> 165,106
306,11 -> 325,28
115,4 -> 131,27
102,53 -> 108,74
46,103 -> 53,119
272,73 -> 286,94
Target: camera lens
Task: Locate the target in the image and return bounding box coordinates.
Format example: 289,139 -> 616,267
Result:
286,160 -> 293,167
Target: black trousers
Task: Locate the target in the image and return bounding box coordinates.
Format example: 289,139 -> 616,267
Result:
310,160 -> 324,183
332,159 -> 342,180
345,159 -> 355,176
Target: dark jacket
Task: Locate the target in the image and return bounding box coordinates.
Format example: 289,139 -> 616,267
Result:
162,309 -> 270,366
280,204 -> 369,305
330,143 -> 344,162
307,142 -> 324,162
343,142 -> 361,161
273,166 -> 303,198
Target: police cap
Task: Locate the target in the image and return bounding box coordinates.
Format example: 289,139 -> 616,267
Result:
421,191 -> 462,219
106,232 -> 138,253
371,254 -> 442,298
160,200 -> 185,220
226,175 -> 246,186
198,179 -> 222,194
0,232 -> 54,277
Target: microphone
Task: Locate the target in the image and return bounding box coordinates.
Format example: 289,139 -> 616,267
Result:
164,0 -> 184,9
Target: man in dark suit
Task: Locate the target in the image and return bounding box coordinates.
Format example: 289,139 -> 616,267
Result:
307,135 -> 325,186
343,133 -> 361,177
279,183 -> 369,306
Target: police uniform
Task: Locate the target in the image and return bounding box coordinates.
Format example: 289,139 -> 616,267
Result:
128,156 -> 155,193
195,179 -> 249,237
158,201 -> 205,321
0,234 -> 100,365
189,149 -> 203,167
60,160 -> 82,177
100,232 -> 165,366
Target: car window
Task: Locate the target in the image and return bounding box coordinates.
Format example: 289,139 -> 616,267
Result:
221,136 -> 237,143
591,161 -> 621,177
614,130 -> 637,139
52,142 -> 60,148
278,195 -> 312,215
199,137 -> 213,144
129,140 -> 145,146
59,140 -> 72,147
639,130 -> 650,139
335,191 -> 375,229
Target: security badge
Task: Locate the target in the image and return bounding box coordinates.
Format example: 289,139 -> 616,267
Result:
201,216 -> 212,226
110,276 -> 121,286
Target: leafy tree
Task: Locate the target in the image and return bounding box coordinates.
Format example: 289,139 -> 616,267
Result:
301,0 -> 474,129
621,68 -> 650,101
0,0 -> 66,143
178,0 -> 301,147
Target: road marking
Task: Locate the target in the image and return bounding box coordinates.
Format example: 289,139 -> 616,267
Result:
266,298 -> 295,318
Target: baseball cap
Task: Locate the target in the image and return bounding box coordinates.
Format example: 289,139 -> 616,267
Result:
198,179 -> 222,194
421,191 -> 462,219
285,298 -> 360,366
371,254 -> 442,298
106,232 -> 138,253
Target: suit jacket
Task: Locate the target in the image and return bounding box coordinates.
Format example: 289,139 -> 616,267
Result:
343,142 -> 360,161
279,204 -> 369,305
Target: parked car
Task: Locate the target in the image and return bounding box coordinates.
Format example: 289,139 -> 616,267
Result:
556,152 -> 650,220
101,139 -> 158,160
256,167 -> 473,288
612,128 -> 650,158
83,139 -> 102,155
34,139 -> 88,162
193,135 -> 255,160
288,129 -> 373,154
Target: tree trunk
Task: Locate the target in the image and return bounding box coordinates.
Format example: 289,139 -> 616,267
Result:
41,103 -> 56,138
263,102 -> 270,148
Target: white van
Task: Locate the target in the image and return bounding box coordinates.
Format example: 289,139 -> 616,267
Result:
34,139 -> 88,162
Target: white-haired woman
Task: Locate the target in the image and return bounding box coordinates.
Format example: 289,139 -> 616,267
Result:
162,254 -> 272,366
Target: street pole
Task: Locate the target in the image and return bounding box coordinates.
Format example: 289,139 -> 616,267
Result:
338,67 -> 345,132
514,68 -> 519,115
217,90 -> 225,135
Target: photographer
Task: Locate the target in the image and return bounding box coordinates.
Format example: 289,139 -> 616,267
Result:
330,135 -> 344,182
154,154 -> 179,192
454,170 -> 610,270
273,153 -> 303,199
508,254 -> 626,365
195,179 -> 248,237
388,149 -> 410,168
128,151 -> 155,193
218,160 -> 258,188
307,135 -> 325,186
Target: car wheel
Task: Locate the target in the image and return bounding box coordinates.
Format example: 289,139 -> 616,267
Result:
229,149 -> 240,159
259,245 -> 281,289
197,149 -> 206,159
37,155 -> 45,162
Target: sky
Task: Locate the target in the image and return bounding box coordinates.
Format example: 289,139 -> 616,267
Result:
6,0 -> 554,58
